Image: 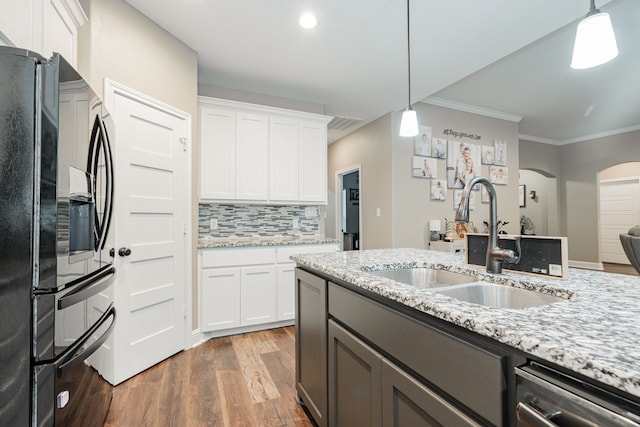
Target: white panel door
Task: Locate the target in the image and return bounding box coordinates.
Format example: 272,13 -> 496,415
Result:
235,112 -> 268,200
299,120 -> 327,203
111,90 -> 188,383
269,117 -> 299,201
199,106 -> 235,200
240,265 -> 277,326
599,179 -> 640,264
201,267 -> 241,331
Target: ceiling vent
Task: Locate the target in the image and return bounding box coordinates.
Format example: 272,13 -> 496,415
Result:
328,116 -> 363,131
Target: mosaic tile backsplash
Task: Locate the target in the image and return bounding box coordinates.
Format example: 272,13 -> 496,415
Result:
199,204 -> 322,239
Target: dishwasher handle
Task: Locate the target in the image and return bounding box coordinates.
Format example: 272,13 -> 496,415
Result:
517,402 -> 560,427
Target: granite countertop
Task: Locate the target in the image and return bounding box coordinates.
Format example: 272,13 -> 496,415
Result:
198,236 -> 340,249
290,248 -> 640,399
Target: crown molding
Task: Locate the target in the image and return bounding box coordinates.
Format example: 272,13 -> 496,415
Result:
422,97 -> 523,123
518,134 -> 558,145
555,124 -> 640,146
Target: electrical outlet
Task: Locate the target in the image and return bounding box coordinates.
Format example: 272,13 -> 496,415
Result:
209,218 -> 218,230
293,218 -> 299,228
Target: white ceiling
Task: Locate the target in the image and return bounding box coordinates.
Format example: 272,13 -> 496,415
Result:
124,0 -> 638,145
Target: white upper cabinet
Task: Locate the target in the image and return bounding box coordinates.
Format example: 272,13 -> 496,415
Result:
199,106 -> 236,199
0,0 -> 87,67
199,96 -> 332,204
269,117 -> 299,201
235,112 -> 269,200
299,120 -> 328,203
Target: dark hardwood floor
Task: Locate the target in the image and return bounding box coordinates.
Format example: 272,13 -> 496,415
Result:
104,326 -> 313,427
602,262 -> 638,276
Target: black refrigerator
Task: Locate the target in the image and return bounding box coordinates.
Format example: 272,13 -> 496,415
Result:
0,46 -> 116,426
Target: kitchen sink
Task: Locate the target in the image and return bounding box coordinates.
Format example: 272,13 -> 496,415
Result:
369,268 -> 478,289
432,282 -> 565,309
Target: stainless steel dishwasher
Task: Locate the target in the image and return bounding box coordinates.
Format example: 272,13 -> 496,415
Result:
516,362 -> 640,426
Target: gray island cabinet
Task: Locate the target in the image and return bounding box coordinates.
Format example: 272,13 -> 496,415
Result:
293,248 -> 640,427
295,267 -> 522,426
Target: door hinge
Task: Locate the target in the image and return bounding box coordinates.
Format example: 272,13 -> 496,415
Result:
179,137 -> 188,152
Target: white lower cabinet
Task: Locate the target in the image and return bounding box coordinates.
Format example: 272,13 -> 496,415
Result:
199,243 -> 338,335
240,265 -> 277,326
201,267 -> 241,331
277,263 -> 296,321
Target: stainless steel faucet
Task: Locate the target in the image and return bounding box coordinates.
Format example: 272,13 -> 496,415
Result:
455,176 -> 519,274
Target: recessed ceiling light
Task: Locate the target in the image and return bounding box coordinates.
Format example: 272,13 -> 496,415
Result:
299,13 -> 318,29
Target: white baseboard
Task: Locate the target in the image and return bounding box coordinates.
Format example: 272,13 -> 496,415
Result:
191,320 -> 295,348
568,260 -> 604,271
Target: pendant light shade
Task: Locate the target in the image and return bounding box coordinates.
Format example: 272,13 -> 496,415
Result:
571,2 -> 618,69
399,0 -> 419,137
399,107 -> 419,137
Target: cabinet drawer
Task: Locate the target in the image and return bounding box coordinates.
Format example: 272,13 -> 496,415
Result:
201,247 -> 276,268
329,283 -> 507,427
277,244 -> 338,263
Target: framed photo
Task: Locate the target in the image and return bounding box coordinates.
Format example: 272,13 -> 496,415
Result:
519,185 -> 526,207
494,139 -> 507,166
481,146 -> 494,165
481,185 -> 490,203
446,221 -> 475,240
453,189 -> 475,210
431,137 -> 447,159
412,156 -> 437,179
489,165 -> 508,185
430,179 -> 447,201
447,141 -> 480,189
349,188 -> 359,201
414,125 -> 432,156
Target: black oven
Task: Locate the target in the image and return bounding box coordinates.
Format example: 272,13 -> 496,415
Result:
0,47 -> 116,427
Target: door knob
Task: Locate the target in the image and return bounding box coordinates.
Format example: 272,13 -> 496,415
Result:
118,247 -> 132,257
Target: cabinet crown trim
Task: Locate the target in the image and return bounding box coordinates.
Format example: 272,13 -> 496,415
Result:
198,96 -> 333,124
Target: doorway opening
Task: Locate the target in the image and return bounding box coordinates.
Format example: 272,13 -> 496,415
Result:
336,166 -> 361,251
518,169 -> 558,236
598,162 -> 640,266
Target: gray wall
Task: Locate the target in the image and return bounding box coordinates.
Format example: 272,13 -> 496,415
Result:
327,114 -> 393,249
520,130 -> 640,264
327,103 -> 520,250
392,103 -> 520,248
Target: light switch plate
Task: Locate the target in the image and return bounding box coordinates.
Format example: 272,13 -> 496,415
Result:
305,207 -> 319,217
209,218 -> 218,230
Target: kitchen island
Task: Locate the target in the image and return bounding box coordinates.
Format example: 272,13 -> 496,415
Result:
292,248 -> 640,426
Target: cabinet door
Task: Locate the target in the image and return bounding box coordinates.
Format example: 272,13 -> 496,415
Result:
298,120 -> 327,203
277,263 -> 296,321
201,267 -> 241,331
200,106 -> 236,199
269,117 -> 299,201
235,112 -> 269,200
240,265 -> 277,326
381,359 -> 481,427
295,269 -> 328,427
328,320 -> 382,427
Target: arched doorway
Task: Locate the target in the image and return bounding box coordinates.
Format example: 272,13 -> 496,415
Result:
598,162 -> 640,265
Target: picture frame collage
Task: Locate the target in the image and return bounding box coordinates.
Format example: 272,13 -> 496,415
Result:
411,125 -> 509,209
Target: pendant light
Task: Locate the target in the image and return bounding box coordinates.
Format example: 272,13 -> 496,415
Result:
570,0 -> 618,69
399,0 -> 419,137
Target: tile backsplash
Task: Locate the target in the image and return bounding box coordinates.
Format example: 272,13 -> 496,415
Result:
198,204 -> 322,239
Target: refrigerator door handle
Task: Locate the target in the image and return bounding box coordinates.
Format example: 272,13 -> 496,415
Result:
57,266 -> 115,310
56,304 -> 116,378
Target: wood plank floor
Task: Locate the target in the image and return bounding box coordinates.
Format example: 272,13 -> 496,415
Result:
603,262 -> 638,276
104,327 -> 313,427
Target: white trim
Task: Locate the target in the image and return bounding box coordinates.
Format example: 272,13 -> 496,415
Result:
423,97 -> 523,123
568,260 -> 604,271
198,321 -> 294,345
335,164 -> 362,250
103,78 -> 194,352
600,177 -> 640,186
59,0 -> 88,28
198,95 -> 333,124
521,124 -> 640,146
